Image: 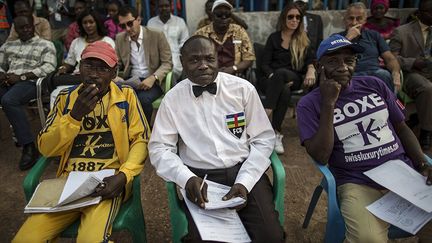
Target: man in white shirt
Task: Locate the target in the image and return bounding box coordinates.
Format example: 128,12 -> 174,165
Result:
149,35 -> 284,242
147,0 -> 189,82
116,6 -> 172,123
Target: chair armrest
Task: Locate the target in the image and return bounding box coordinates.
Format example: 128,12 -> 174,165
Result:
36,77 -> 46,125
164,71 -> 173,93
313,160 -> 336,192
132,175 -> 141,202
424,154 -> 432,166
270,151 -> 285,225
166,181 -> 188,242
312,158 -> 341,216
23,157 -> 51,202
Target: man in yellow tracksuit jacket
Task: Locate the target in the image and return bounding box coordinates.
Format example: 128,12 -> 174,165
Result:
13,41 -> 150,243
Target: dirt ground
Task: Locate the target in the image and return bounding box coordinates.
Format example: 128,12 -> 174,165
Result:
0,109 -> 421,243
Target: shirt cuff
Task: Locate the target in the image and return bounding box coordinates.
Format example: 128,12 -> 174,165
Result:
234,173 -> 255,193
32,68 -> 43,78
176,169 -> 197,189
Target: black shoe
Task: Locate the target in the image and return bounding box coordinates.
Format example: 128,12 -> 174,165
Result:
19,143 -> 39,171
420,129 -> 432,150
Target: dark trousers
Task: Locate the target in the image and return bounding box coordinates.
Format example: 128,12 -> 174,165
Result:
0,81 -> 36,145
261,68 -> 302,132
135,84 -> 163,124
403,71 -> 432,131
182,164 -> 285,243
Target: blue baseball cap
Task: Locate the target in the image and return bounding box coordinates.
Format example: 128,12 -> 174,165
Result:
316,34 -> 364,60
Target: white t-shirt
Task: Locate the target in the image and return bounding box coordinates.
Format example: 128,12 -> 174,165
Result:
65,36 -> 115,73
147,15 -> 189,77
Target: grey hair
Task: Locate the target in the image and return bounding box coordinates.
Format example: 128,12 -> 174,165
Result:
345,2 -> 367,18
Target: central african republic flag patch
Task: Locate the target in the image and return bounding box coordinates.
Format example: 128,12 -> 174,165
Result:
226,112 -> 245,139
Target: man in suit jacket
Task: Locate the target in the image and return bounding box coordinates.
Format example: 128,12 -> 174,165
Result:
295,0 -> 323,53
389,0 -> 432,150
116,6 -> 172,124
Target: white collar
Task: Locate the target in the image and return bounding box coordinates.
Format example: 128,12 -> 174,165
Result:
127,25 -> 144,43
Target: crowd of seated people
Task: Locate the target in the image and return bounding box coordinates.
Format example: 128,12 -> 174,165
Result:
1,0 -> 429,165
260,3 -> 316,154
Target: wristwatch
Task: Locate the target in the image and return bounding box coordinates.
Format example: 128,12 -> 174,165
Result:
20,75 -> 27,81
417,162 -> 430,172
153,74 -> 159,82
232,65 -> 238,72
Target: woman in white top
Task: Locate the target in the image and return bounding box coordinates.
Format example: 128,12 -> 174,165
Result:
50,10 -> 115,107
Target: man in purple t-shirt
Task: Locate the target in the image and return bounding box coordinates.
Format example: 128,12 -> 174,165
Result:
297,34 -> 432,242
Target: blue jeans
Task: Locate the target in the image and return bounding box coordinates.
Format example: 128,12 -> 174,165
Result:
0,81 -> 37,145
355,69 -> 394,92
135,84 -> 163,124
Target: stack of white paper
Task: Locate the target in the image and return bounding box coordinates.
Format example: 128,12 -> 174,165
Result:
364,160 -> 432,234
204,180 -> 246,210
24,169 -> 115,213
58,170 -> 115,206
366,192 -> 432,234
180,180 -> 250,242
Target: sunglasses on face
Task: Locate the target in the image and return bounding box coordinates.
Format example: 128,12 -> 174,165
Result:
287,14 -> 301,21
214,12 -> 231,19
119,18 -> 136,30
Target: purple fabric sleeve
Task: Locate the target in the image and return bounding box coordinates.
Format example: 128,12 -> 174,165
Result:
296,90 -> 321,145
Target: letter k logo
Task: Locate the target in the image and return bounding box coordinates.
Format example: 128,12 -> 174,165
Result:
80,135 -> 102,156
355,118 -> 381,146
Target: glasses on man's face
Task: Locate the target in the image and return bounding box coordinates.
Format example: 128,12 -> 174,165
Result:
81,62 -> 112,74
287,14 -> 301,21
325,56 -> 357,68
119,18 -> 136,30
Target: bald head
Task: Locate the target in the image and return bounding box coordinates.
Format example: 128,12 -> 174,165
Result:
180,36 -> 218,86
14,15 -> 34,41
180,35 -> 216,56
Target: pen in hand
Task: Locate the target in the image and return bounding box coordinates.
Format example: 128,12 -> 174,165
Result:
200,174 -> 208,191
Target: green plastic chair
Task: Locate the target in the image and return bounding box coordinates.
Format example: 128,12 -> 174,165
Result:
152,71 -> 173,109
23,157 -> 147,243
52,39 -> 65,69
397,70 -> 414,105
166,151 -> 286,243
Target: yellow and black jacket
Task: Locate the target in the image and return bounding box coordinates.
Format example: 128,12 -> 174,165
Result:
38,81 -> 150,199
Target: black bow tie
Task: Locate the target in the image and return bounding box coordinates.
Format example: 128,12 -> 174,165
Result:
192,82 -> 217,97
